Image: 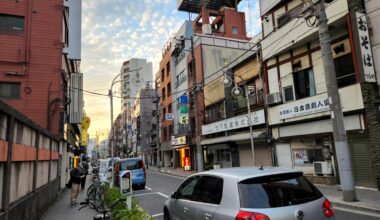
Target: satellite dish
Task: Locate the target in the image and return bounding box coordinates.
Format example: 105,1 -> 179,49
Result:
231,86 -> 243,98
223,75 -> 233,88
134,77 -> 144,86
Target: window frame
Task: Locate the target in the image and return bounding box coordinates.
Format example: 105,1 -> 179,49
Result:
0,13 -> 25,34
0,82 -> 21,99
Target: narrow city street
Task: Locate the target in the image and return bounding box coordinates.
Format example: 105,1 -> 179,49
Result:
137,170 -> 380,220
134,171 -> 185,219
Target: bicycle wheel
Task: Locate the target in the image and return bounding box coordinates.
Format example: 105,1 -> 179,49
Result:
88,187 -> 105,207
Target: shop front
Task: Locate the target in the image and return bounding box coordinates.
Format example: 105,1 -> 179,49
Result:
202,109 -> 270,168
273,113 -> 377,187
172,135 -> 193,170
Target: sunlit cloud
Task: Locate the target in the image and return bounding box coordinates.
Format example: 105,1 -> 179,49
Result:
82,0 -> 261,137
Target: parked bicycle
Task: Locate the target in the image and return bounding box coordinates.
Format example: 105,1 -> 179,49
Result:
78,198 -> 127,220
87,178 -> 105,207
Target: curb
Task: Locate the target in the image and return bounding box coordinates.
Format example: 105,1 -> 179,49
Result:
329,199 -> 380,215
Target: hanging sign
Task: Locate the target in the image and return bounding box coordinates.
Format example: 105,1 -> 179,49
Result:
179,95 -> 188,104
356,12 -> 376,82
179,114 -> 189,124
165,113 -> 174,120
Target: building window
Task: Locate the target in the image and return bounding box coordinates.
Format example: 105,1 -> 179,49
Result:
232,27 -> 239,35
176,70 -> 187,88
162,107 -> 166,120
166,62 -> 170,76
167,82 -> 171,96
0,14 -> 24,33
276,4 -> 303,28
162,88 -> 166,101
205,101 -> 224,124
293,148 -> 324,166
293,68 -> 315,100
168,103 -> 172,113
0,82 -> 20,99
334,54 -> 356,88
136,73 -> 139,78
283,86 -> 294,102
161,69 -> 165,81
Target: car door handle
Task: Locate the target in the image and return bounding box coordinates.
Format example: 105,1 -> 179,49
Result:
183,207 -> 189,213
204,213 -> 212,220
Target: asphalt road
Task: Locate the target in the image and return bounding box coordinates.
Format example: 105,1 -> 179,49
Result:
134,170 -> 380,220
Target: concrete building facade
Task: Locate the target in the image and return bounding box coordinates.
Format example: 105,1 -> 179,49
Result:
260,0 -> 380,189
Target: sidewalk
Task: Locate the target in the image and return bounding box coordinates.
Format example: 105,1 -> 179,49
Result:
41,176 -> 98,220
148,166 -> 380,215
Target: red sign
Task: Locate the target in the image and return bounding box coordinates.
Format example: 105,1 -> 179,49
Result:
184,157 -> 191,171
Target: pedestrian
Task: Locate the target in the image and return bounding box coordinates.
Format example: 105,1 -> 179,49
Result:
80,158 -> 89,190
70,165 -> 84,205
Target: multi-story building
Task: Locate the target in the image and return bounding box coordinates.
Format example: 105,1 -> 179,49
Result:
260,0 -> 380,189
0,0 -> 83,191
158,38 -> 174,167
0,0 -> 82,136
131,87 -> 157,161
171,0 -> 252,170
120,58 -> 152,154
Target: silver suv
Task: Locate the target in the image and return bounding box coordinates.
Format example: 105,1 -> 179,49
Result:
164,167 -> 335,220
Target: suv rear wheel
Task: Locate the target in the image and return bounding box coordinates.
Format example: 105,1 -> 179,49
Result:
164,208 -> 170,220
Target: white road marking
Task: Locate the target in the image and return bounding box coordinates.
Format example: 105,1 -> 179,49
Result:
133,191 -> 169,198
145,186 -> 152,190
157,192 -> 169,198
152,213 -> 164,217
148,170 -> 186,180
134,192 -> 158,197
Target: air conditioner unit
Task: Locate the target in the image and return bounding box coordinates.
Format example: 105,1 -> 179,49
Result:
313,161 -> 333,175
266,92 -> 282,105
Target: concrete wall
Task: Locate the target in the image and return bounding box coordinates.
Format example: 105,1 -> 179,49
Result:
36,161 -> 49,189
9,162 -> 34,203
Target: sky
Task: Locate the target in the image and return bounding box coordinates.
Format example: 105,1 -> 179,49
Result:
82,0 -> 262,138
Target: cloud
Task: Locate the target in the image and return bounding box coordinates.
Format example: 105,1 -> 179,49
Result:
83,0 -> 260,137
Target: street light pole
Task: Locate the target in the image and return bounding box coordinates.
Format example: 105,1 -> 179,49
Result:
109,67 -> 142,188
244,85 -> 255,166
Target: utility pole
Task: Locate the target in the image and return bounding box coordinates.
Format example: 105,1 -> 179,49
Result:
108,89 -> 115,188
190,36 -> 203,171
304,0 -> 356,201
155,80 -> 161,170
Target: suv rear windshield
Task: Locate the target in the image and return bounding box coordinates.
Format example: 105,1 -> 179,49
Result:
238,172 -> 323,208
120,160 -> 143,171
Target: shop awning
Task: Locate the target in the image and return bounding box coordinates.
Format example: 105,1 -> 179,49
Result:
201,130 -> 266,146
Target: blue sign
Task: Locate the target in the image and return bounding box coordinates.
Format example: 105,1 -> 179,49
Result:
179,95 -> 188,104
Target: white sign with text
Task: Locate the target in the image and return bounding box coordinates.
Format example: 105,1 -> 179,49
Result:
202,109 -> 265,135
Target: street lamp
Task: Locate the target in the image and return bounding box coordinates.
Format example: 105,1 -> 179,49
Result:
224,75 -> 256,166
109,67 -> 141,187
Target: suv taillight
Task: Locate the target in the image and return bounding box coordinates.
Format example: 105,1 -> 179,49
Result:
323,199 -> 334,217
236,211 -> 270,220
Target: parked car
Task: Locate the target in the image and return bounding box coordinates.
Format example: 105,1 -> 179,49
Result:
164,167 -> 334,220
114,158 -> 146,189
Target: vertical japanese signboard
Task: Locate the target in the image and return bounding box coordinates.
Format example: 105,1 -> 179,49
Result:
356,12 -> 376,82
